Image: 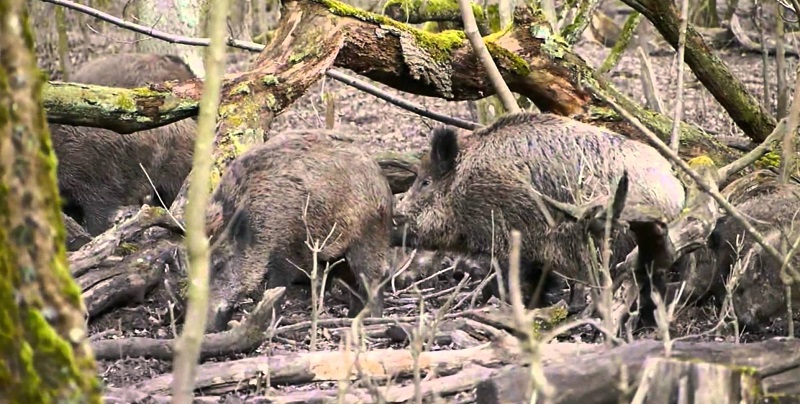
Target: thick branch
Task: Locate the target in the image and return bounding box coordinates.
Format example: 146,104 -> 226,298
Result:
44,82 -> 197,134
622,0 -> 777,142
91,287 -> 285,360
43,0 -> 747,172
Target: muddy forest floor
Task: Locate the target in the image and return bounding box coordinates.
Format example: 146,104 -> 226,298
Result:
34,5 -> 800,400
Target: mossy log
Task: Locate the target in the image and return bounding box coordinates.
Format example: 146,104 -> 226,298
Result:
0,0 -> 101,401
382,0 -> 493,35
475,339 -> 800,403
44,0 -> 745,170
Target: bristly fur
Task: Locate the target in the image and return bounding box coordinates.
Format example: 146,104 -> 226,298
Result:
397,111 -> 687,322
707,178 -> 800,330
52,53 -> 198,236
204,130 -> 394,332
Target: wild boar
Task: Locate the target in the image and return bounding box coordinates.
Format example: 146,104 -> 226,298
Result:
205,130 -> 394,331
394,112 -> 686,324
707,176 -> 800,331
69,53 -> 196,88
51,52 -> 197,236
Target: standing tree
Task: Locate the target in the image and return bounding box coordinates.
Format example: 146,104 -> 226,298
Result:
0,0 -> 100,401
134,0 -> 209,78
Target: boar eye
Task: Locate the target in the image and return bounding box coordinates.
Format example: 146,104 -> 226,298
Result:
421,177 -> 431,187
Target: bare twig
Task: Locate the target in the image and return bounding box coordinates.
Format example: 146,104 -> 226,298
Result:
779,64 -> 800,183
170,0 -> 229,399
592,88 -> 800,283
752,2 -> 771,107
669,0 -> 690,152
507,230 -> 552,400
456,0 -> 519,113
40,0 -> 480,131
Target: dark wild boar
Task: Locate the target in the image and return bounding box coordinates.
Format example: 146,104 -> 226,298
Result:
205,131 -> 393,332
705,175 -> 800,331
51,53 -> 197,236
395,112 -> 686,323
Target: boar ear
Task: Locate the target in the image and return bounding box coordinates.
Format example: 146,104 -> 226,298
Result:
430,126 -> 459,176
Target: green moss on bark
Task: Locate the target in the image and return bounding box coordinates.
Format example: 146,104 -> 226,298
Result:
0,4 -> 101,402
321,0 -> 467,62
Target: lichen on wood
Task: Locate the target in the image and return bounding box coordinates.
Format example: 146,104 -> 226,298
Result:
44,81 -> 198,133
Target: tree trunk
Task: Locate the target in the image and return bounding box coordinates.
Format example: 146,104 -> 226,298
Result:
0,1 -> 100,402
135,0 -> 208,78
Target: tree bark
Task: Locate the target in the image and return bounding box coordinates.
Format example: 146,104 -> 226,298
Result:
475,339 -> 800,403
44,0 -> 746,170
0,1 -> 100,401
622,0 -> 777,142
135,0 -> 208,78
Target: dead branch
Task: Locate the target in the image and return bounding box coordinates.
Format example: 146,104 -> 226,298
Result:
77,237 -> 179,319
63,213 -> 91,251
621,0 -> 777,142
730,13 -> 800,57
133,340 -> 522,395
68,205 -> 182,278
719,118 -> 787,183
475,339 -> 800,403
91,287 -> 285,360
43,81 -> 197,134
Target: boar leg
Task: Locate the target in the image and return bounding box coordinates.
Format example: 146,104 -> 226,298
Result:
343,234 -> 389,318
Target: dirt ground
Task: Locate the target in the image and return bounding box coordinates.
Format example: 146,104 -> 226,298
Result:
31,1 -> 800,400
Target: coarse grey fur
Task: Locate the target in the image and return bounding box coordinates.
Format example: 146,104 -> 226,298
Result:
205,131 -> 394,332
395,112 -> 686,320
52,52 -> 197,236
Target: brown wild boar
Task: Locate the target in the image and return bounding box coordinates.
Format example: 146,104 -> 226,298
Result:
69,53 -> 196,88
706,176 -> 800,331
205,131 -> 394,332
51,53 -> 197,236
394,112 -> 687,324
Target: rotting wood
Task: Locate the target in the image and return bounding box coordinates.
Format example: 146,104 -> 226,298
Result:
630,357 -> 762,403
133,340 -> 523,395
68,204 -> 182,278
474,339 -> 800,404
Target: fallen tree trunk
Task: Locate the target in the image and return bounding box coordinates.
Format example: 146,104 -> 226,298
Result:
133,339 -> 524,395
43,0 -> 745,169
475,339 -> 800,403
